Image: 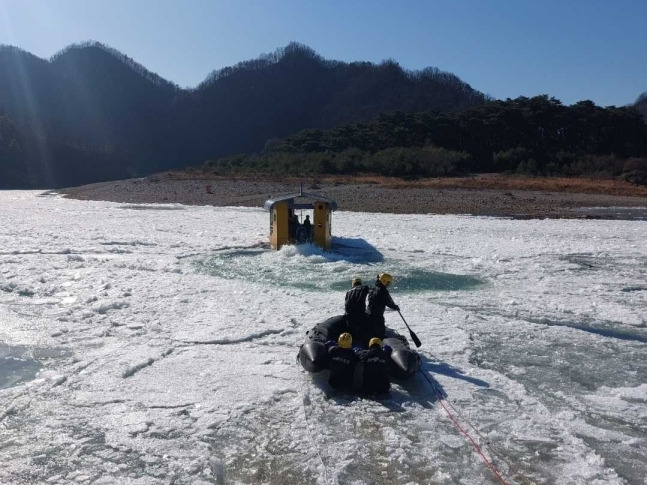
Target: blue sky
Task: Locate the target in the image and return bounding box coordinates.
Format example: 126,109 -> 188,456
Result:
1,0 -> 646,107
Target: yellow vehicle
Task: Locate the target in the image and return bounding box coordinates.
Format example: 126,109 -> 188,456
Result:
264,185 -> 337,250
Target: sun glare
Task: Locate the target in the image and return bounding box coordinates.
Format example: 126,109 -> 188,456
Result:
0,2 -> 17,46
0,0 -> 55,184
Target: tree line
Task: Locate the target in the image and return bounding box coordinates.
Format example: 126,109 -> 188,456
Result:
203,96 -> 647,183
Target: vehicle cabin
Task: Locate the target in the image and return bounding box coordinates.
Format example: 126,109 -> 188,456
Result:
264,187 -> 337,250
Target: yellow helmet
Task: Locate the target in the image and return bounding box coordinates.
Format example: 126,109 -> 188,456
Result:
378,273 -> 393,286
368,337 -> 382,349
338,332 -> 353,349
351,277 -> 362,287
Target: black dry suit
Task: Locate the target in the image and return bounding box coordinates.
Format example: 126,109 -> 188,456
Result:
328,345 -> 358,389
353,345 -> 391,394
366,280 -> 398,339
345,284 -> 369,336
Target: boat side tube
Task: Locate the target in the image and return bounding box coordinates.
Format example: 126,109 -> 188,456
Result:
299,315 -> 420,379
298,315 -> 347,373
383,329 -> 421,380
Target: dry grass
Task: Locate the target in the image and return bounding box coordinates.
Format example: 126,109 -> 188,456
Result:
333,174 -> 647,197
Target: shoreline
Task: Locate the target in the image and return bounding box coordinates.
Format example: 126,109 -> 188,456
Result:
59,174 -> 647,220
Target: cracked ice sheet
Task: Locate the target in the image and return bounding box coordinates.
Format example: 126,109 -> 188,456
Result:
0,191 -> 646,484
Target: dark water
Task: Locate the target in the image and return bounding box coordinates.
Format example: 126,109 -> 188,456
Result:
194,245 -> 484,294
567,207 -> 647,221
329,268 -> 484,293
0,344 -> 41,390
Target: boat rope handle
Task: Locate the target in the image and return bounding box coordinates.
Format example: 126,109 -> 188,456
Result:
419,369 -> 512,485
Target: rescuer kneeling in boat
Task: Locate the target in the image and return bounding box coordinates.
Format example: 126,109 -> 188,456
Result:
353,337 -> 391,394
327,332 -> 358,390
366,273 -> 400,341
344,277 -> 369,340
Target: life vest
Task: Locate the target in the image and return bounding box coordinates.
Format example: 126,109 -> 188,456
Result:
328,345 -> 358,389
353,347 -> 391,394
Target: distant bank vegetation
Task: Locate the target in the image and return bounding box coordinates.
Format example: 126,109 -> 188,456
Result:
204,95 -> 647,185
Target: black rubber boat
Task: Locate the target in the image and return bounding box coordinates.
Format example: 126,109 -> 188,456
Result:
298,315 -> 420,379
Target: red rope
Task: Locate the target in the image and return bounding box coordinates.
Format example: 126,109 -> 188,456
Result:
420,370 -> 510,485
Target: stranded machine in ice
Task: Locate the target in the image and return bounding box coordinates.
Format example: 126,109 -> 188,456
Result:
264,184 -> 337,250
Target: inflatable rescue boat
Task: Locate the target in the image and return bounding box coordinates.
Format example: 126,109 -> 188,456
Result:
298,315 -> 421,379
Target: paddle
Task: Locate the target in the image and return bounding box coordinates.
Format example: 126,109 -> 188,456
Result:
397,310 -> 422,348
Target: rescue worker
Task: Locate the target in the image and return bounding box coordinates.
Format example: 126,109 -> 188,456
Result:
366,273 -> 400,340
344,277 -> 369,341
302,215 -> 312,240
328,332 -> 358,390
288,211 -> 299,241
353,337 -> 391,394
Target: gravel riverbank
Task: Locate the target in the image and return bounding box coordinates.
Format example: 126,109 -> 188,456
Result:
59,175 -> 647,219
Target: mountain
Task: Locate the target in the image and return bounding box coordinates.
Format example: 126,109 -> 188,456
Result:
0,108 -> 133,188
635,92 -> 647,120
0,43 -> 179,177
177,44 -> 487,160
0,42 -> 488,188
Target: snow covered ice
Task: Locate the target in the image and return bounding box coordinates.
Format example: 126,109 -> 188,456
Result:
1,191 -> 646,485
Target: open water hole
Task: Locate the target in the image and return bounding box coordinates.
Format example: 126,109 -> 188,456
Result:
193,244 -> 484,293
0,344 -> 72,390
0,343 -> 42,390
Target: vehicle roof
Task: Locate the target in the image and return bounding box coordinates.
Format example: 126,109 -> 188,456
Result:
263,191 -> 338,212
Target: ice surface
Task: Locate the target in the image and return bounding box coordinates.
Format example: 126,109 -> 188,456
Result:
1,190 -> 646,484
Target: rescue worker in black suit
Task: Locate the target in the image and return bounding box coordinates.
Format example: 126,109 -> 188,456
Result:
302,215 -> 312,240
353,337 -> 391,394
327,332 -> 357,390
344,277 -> 369,342
366,273 -> 399,340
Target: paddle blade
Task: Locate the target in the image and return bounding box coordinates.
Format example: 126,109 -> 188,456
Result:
398,310 -> 422,348
410,330 -> 422,348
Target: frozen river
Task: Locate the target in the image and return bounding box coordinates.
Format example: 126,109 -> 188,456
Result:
1,191 -> 646,484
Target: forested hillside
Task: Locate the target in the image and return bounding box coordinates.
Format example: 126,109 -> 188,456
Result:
0,109 -> 133,188
204,96 -> 647,183
0,42 -> 487,188
635,92 -> 647,120
0,111 -> 26,187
